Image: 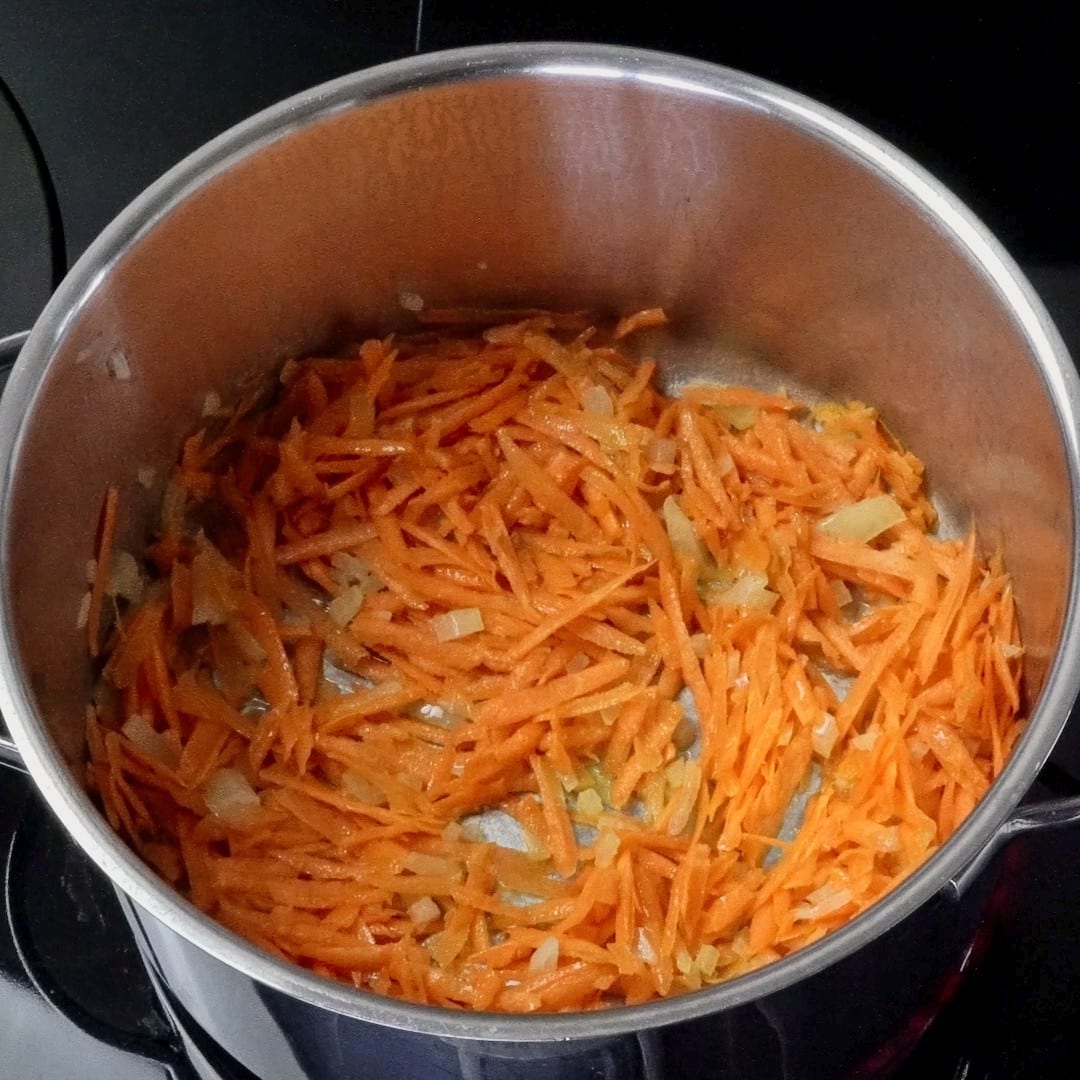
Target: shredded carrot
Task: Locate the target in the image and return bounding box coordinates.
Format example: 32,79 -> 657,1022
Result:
86,309 -> 1026,1013
86,484 -> 119,658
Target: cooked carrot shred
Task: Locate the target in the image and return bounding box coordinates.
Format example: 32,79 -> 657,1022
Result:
86,310 -> 1025,1012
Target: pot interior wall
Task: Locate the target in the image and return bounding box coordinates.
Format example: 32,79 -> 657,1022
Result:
5,71 -> 1070,784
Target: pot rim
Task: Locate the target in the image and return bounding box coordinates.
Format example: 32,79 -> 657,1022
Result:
2,40 -> 1078,1043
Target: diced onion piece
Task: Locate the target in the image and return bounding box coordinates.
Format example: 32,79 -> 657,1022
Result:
105,349 -> 131,380
136,465 -> 157,489
75,591 -> 92,631
203,768 -> 261,824
190,540 -> 240,626
665,757 -> 686,789
566,651 -> 591,674
399,290 -> 425,313
582,383 -> 614,417
812,713 -> 839,758
413,701 -> 465,730
709,570 -> 778,611
595,829 -> 620,869
340,771 -> 388,806
328,584 -> 368,628
408,896 -> 441,925
202,390 -> 222,417
662,495 -> 704,566
644,436 -> 677,474
121,714 -> 178,768
403,851 -> 463,879
106,550 -> 145,604
689,632 -> 710,659
695,943 -> 720,977
908,737 -> 930,760
793,882 -> 853,921
521,825 -> 550,863
875,826 -> 902,853
577,787 -> 604,820
328,552 -> 380,592
851,726 -> 879,751
1001,641 -> 1025,660
719,404 -> 757,430
431,607 -> 484,643
529,935 -> 560,974
675,944 -> 694,975
819,494 -> 906,543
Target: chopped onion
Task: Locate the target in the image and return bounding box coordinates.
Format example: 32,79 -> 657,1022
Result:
413,701 -> 465,730
190,540 -> 239,626
577,787 -> 604,820
529,935 -> 560,974
431,607 -> 484,642
709,570 -> 778,611
1001,641 -> 1025,660
719,404 -> 757,430
582,383 -> 614,417
398,290 -> 425,313
793,882 -> 853,921
74,591 -> 91,631
105,349 -> 131,380
695,943 -> 720,977
644,436 -> 677,474
875,826 -> 902,853
675,944 -> 694,975
136,465 -> 157,489
595,829 -> 620,869
107,550 -> 145,604
340,771 -> 388,806
328,584 -> 367,628
689,632 -> 710,660
662,495 -> 703,566
203,768 -> 261,824
566,651 -> 591,674
812,713 -> 839,758
819,494 -> 906,543
121,714 -> 178,768
408,896 -> 441,925
202,390 -> 222,417
851,726 -> 879,751
665,758 -> 686,789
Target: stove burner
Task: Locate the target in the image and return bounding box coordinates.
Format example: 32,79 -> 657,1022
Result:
3,793 -> 260,1080
0,77 -> 65,336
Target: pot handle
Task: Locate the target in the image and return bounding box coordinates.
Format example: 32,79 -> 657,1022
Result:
946,791 -> 1080,899
0,332 -> 30,773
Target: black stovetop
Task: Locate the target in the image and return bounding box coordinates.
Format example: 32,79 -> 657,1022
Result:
2,5 -> 1080,1078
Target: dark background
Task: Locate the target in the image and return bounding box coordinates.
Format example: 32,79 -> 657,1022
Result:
2,4 -> 1080,1078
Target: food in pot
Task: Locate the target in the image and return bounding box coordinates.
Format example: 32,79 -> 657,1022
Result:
84,310 -> 1025,1012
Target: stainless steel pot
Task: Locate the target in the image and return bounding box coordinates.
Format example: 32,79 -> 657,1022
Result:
2,42 -> 1080,1079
